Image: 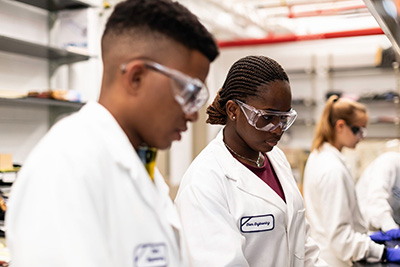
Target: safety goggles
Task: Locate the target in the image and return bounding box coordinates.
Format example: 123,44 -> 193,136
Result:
348,124 -> 367,139
120,60 -> 209,115
235,99 -> 297,132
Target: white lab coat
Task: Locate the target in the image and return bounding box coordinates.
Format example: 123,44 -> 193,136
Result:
175,129 -> 328,267
6,102 -> 185,267
356,151 -> 400,232
303,143 -> 384,267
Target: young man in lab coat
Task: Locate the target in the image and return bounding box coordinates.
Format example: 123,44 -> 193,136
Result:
5,0 -> 219,266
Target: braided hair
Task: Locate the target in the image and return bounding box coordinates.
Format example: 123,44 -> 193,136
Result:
207,55 -> 289,125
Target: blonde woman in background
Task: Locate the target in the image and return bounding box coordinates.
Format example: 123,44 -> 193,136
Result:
303,95 -> 400,266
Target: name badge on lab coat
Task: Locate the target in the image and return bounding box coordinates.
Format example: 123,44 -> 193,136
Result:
134,243 -> 168,267
240,214 -> 275,233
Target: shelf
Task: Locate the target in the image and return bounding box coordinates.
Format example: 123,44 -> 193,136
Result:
0,97 -> 84,125
287,66 -> 395,76
287,69 -> 315,75
369,118 -> 400,125
292,118 -> 315,127
0,35 -> 90,65
292,99 -> 316,107
359,98 -> 399,104
328,66 -> 389,73
327,66 -> 397,78
14,0 -> 93,11
0,97 -> 84,109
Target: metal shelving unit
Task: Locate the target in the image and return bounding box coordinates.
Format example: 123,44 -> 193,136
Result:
0,97 -> 85,125
326,64 -> 400,138
0,35 -> 90,75
0,0 -> 93,125
0,97 -> 84,108
3,0 -> 96,75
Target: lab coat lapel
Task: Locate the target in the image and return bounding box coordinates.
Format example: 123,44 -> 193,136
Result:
104,118 -> 161,216
323,143 -> 353,181
126,156 -> 181,254
268,152 -> 298,227
213,129 -> 287,212
234,167 -> 287,213
153,169 -> 182,255
119,150 -> 161,213
153,169 -> 181,232
99,108 -> 180,253
93,101 -> 181,260
218,146 -> 287,213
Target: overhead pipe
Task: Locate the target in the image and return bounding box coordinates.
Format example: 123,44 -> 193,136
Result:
256,0 -> 364,9
218,27 -> 384,48
288,4 -> 367,18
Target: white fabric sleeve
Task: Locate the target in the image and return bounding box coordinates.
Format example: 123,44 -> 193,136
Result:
317,170 -> 383,263
6,157 -> 113,267
304,218 -> 330,267
365,163 -> 398,232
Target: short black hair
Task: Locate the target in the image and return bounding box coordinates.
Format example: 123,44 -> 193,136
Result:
103,0 -> 219,62
207,55 -> 290,125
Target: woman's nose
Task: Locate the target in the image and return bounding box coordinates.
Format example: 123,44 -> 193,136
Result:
185,111 -> 198,122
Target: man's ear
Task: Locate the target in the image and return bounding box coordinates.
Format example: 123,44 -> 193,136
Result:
122,61 -> 146,96
226,100 -> 239,121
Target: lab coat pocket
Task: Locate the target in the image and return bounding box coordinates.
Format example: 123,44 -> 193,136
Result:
294,208 -> 306,262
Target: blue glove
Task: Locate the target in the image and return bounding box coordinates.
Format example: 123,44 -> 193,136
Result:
385,229 -> 400,240
370,231 -> 392,243
387,247 -> 400,262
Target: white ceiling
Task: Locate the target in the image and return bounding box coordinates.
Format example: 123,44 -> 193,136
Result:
177,0 -> 381,41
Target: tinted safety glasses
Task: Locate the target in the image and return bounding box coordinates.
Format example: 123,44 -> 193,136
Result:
348,124 -> 367,139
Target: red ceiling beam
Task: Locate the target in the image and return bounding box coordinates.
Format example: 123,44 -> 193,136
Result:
218,27 -> 384,48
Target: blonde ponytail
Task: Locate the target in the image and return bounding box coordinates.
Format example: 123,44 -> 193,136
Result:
311,95 -> 367,151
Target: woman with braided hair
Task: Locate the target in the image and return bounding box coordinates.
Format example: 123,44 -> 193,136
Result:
175,55 -> 328,266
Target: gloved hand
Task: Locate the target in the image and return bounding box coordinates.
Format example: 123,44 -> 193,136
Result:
370,231 -> 392,243
384,229 -> 400,240
387,247 -> 400,262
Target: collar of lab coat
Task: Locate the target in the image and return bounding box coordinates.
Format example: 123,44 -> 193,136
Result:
320,142 -> 349,168
82,102 -> 181,243
81,102 -> 138,171
319,142 -> 354,184
213,129 -> 290,214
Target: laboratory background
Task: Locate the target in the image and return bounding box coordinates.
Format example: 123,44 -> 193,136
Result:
0,0 -> 400,248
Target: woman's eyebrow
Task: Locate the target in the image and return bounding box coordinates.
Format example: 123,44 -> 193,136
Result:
262,107 -> 292,112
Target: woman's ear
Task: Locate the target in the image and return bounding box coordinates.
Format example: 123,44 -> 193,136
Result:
335,119 -> 346,133
226,100 -> 239,121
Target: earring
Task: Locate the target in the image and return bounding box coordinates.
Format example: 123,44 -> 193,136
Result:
232,116 -> 236,120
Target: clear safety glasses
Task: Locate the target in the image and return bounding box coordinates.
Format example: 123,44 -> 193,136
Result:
235,99 -> 297,132
120,60 -> 209,115
348,124 -> 367,139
